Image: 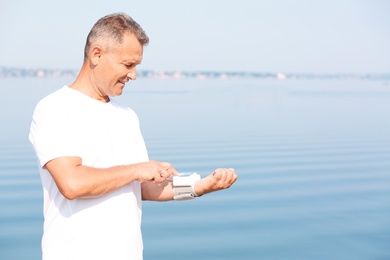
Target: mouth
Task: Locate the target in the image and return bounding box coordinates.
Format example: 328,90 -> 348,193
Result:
118,79 -> 127,85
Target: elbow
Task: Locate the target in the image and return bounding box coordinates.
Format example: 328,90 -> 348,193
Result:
44,158 -> 85,200
57,180 -> 82,200
61,189 -> 78,200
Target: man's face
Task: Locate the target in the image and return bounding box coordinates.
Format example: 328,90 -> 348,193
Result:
94,33 -> 143,99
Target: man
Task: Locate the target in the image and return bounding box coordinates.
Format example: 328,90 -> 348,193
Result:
29,13 -> 237,260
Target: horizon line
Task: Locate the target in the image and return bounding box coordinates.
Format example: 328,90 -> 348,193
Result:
1,66 -> 389,80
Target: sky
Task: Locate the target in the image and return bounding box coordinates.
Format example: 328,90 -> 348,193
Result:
0,0 -> 389,74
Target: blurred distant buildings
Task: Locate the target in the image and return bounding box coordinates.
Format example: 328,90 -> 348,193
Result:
0,66 -> 389,81
0,67 -> 76,78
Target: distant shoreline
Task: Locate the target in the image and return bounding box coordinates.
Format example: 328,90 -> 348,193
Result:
0,66 -> 389,81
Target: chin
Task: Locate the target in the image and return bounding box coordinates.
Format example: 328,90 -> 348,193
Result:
115,89 -> 124,96
111,86 -> 124,97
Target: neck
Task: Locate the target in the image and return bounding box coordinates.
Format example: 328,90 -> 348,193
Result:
69,64 -> 110,103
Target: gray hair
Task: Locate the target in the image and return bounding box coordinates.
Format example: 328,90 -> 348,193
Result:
84,13 -> 149,60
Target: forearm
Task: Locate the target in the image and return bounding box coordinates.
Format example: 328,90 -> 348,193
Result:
64,164 -> 139,199
141,177 -> 225,201
142,175 -> 202,201
45,157 -> 175,200
141,168 -> 237,201
141,180 -> 175,201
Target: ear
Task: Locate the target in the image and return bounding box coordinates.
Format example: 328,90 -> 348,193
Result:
89,45 -> 103,66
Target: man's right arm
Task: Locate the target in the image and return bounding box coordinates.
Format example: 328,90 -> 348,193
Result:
45,156 -> 177,200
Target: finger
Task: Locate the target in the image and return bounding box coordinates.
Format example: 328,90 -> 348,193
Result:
161,162 -> 178,176
159,169 -> 168,179
164,167 -> 172,175
153,175 -> 164,183
170,167 -> 179,176
161,162 -> 172,168
212,169 -> 223,181
156,169 -> 171,183
214,168 -> 235,184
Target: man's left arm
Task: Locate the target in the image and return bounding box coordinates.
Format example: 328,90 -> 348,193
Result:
141,168 -> 237,201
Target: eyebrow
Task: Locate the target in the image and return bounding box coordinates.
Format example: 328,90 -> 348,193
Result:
123,60 -> 142,65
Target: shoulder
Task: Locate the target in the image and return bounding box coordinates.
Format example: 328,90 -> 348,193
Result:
35,86 -> 70,110
32,86 -> 81,123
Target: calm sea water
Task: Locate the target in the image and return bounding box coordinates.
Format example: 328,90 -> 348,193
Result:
1,77 -> 390,259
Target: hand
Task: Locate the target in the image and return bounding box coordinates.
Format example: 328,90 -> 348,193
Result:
195,168 -> 237,196
135,160 -> 178,183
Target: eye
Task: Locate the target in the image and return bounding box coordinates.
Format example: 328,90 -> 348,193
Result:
125,64 -> 135,69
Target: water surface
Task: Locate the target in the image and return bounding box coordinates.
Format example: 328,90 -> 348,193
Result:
0,77 -> 389,259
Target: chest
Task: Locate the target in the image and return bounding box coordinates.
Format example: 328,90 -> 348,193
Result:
69,104 -> 144,167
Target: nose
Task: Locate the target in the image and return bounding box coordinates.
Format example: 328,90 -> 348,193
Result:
127,69 -> 136,80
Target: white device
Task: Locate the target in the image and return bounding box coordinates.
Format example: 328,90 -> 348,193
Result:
173,172 -> 201,200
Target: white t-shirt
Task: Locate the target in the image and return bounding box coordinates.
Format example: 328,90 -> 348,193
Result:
29,86 -> 149,260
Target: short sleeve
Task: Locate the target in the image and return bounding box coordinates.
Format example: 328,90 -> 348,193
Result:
29,97 -> 82,168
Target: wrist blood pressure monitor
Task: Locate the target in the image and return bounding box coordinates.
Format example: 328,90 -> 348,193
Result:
173,172 -> 201,200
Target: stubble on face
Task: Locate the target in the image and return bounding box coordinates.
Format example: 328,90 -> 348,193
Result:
94,33 -> 144,101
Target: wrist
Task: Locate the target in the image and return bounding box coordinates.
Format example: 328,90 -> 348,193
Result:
129,164 -> 142,182
172,173 -> 201,200
194,178 -> 208,196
